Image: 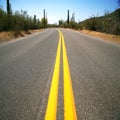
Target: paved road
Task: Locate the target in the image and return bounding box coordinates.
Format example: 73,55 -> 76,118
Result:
0,28 -> 120,120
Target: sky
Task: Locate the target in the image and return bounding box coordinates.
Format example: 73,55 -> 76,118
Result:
0,0 -> 119,24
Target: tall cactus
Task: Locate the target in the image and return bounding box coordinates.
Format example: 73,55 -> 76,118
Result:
6,0 -> 12,29
118,0 -> 120,6
43,9 -> 46,27
67,10 -> 69,27
7,0 -> 12,15
7,0 -> 10,14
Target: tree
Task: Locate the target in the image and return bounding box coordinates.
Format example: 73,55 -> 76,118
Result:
58,19 -> 64,26
0,8 -> 7,31
34,14 -> 36,25
41,17 -> 48,28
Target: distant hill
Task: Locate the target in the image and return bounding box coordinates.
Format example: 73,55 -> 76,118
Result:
79,8 -> 120,35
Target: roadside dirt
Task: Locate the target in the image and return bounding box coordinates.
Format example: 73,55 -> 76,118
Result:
0,29 -> 44,43
78,30 -> 120,43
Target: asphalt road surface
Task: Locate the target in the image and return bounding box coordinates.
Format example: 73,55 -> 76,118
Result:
0,28 -> 120,120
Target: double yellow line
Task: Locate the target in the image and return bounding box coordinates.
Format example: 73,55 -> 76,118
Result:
45,30 -> 77,120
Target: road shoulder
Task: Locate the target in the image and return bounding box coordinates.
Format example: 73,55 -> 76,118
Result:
0,29 -> 44,44
72,29 -> 120,44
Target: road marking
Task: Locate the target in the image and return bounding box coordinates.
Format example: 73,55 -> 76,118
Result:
45,29 -> 77,120
61,31 -> 77,120
45,32 -> 61,120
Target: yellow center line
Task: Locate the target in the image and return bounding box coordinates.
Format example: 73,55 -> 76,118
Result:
44,29 -> 77,120
45,31 -> 61,120
60,30 -> 77,120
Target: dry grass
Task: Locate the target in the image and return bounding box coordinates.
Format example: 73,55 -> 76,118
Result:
79,30 -> 120,43
0,31 -> 15,41
0,29 -> 44,42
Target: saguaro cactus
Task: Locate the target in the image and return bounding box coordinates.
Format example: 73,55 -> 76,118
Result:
67,10 -> 70,27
